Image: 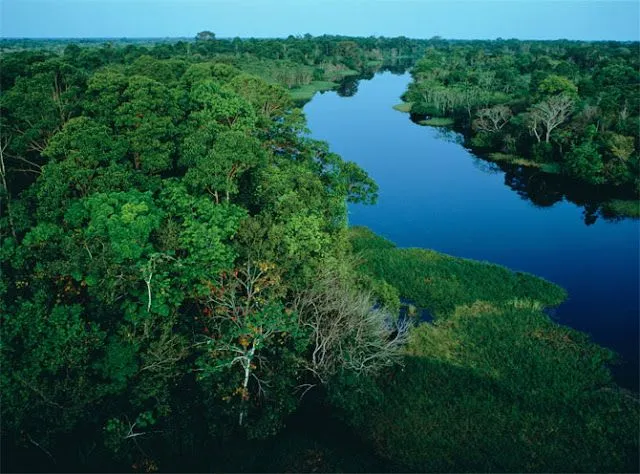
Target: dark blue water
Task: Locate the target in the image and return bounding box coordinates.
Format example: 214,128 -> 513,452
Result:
304,71 -> 640,390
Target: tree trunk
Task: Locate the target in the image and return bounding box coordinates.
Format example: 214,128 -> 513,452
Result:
238,344 -> 255,427
0,145 -> 16,238
533,128 -> 541,143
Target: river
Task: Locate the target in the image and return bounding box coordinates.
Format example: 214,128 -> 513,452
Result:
304,71 -> 640,391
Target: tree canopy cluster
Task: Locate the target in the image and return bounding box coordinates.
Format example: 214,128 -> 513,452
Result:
402,40 -> 640,198
0,34 -> 410,471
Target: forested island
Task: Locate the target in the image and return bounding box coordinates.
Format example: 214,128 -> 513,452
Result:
1,34 -> 639,472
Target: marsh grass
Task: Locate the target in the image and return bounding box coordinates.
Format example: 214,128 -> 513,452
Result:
506,297 -> 544,311
349,227 -> 567,318
419,117 -> 455,127
488,152 -> 562,174
331,227 -> 639,472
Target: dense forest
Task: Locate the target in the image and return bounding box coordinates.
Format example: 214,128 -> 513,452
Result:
1,34 -> 638,472
399,40 -> 640,217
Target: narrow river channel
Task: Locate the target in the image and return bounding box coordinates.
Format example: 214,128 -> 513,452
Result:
304,71 -> 640,390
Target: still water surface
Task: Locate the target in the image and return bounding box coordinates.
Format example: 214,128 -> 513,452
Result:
304,71 -> 639,390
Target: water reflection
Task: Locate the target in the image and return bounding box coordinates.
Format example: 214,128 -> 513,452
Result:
335,60 -> 412,97
502,166 -> 565,208
336,75 -> 359,97
471,157 -> 502,175
499,164 -> 635,225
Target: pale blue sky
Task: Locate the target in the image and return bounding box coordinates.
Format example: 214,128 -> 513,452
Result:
1,0 -> 638,40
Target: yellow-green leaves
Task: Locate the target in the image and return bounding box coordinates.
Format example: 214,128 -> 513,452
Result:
69,191 -> 162,263
189,80 -> 257,132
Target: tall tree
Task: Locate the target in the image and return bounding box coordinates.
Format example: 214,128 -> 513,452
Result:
528,94 -> 574,143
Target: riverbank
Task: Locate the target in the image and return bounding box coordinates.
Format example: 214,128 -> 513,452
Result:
289,68 -> 361,101
392,99 -> 640,218
290,80 -> 339,101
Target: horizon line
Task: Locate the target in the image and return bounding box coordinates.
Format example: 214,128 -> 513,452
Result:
1,35 -> 638,42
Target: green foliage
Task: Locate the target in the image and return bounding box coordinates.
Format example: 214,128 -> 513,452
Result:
536,74 -> 579,100
601,199 -> 640,218
1,298 -> 108,438
196,31 -> 216,42
531,141 -> 554,162
487,152 -> 561,173
2,35 -> 638,473
44,116 -> 128,167
114,75 -> 180,174
2,36 -> 389,470
182,130 -> 264,201
189,80 -> 257,132
194,261 -> 309,438
419,117 -> 455,127
564,140 -> 605,185
128,55 -> 186,85
350,227 -> 566,317
289,80 -> 338,101
1,59 -> 84,160
404,41 -> 640,199
333,353 -> 638,472
68,191 -> 162,263
83,69 -> 129,124
230,73 -> 292,121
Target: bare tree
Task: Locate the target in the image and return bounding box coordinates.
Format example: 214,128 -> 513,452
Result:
293,262 -> 409,389
619,100 -> 629,124
201,261 -> 293,426
473,105 -> 512,133
140,253 -> 177,313
528,94 -> 574,143
0,136 -> 17,238
526,111 -> 542,143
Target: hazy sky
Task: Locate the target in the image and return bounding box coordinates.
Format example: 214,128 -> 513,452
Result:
2,0 -> 639,41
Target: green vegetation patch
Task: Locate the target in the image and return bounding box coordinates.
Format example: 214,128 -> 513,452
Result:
488,152 -> 561,174
539,162 -> 562,174
331,338 -> 638,472
418,117 -> 455,127
392,102 -> 412,113
289,80 -> 338,101
350,227 -> 566,317
334,227 -> 639,472
602,199 -> 640,218
1,38 -> 391,471
329,68 -> 359,78
3,33 -> 639,473
488,152 -> 531,164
